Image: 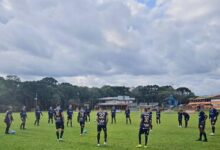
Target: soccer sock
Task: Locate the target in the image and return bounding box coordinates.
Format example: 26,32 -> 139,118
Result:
81,127 -> 83,134
56,131 -> 59,139
199,132 -> 202,140
23,123 -> 25,129
97,133 -> 100,144
20,123 -> 22,129
212,126 -> 215,133
67,121 -> 69,127
139,133 -> 141,144
129,118 -> 131,124
145,134 -> 148,146
71,121 -> 72,127
60,130 -> 64,138
203,133 -> 207,140
104,130 -> 107,142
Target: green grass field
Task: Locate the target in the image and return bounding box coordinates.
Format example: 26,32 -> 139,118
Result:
0,111 -> 220,150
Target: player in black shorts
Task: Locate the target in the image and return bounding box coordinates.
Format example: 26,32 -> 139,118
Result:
125,106 -> 131,124
54,104 -> 64,141
148,108 -> 153,130
34,106 -> 43,126
183,111 -> 190,128
20,106 -> 27,130
136,108 -> 150,149
97,107 -> 108,147
48,106 -> 54,124
178,109 -> 183,127
197,108 -> 208,142
85,107 -> 91,123
67,105 -> 73,127
209,104 -> 219,135
77,108 -> 86,135
111,106 -> 116,124
156,108 -> 161,124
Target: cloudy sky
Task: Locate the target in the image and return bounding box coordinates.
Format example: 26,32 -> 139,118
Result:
0,0 -> 220,95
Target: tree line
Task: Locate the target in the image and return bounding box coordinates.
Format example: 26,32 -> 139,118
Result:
0,75 -> 195,112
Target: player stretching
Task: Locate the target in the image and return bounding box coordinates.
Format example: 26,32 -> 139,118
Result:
4,106 -> 13,134
20,106 -> 27,130
125,106 -> 131,124
156,108 -> 161,124
78,108 -> 86,135
48,106 -> 54,124
178,109 -> 183,127
67,105 -> 73,127
54,104 -> 65,141
183,111 -> 190,128
197,108 -> 208,142
111,106 -> 116,124
34,106 -> 43,126
97,107 -> 108,147
136,108 -> 150,149
209,104 -> 219,135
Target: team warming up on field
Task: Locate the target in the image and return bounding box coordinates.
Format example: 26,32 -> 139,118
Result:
2,104 -> 219,148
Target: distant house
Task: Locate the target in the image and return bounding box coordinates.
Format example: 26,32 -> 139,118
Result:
187,95 -> 220,110
162,95 -> 178,109
97,96 -> 135,110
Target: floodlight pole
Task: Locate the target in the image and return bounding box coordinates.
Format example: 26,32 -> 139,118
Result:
35,92 -> 38,108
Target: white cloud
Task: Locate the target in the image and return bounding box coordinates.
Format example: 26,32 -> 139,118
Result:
0,0 -> 220,95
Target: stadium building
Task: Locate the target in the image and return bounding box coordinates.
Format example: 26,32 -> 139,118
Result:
187,95 -> 220,110
97,96 -> 135,110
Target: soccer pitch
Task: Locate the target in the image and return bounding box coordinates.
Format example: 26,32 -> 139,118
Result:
0,111 -> 219,150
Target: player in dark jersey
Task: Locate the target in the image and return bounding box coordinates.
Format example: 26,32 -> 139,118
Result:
156,108 -> 161,124
4,106 -> 13,134
54,104 -> 65,141
111,106 -> 116,124
197,108 -> 208,142
183,111 -> 190,128
97,107 -> 108,147
178,109 -> 183,127
77,108 -> 86,135
20,106 -> 27,130
34,106 -> 43,126
48,106 -> 54,124
136,108 -> 150,148
67,105 -> 73,127
125,106 -> 131,124
209,104 -> 219,135
85,107 -> 91,123
148,108 -> 153,130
